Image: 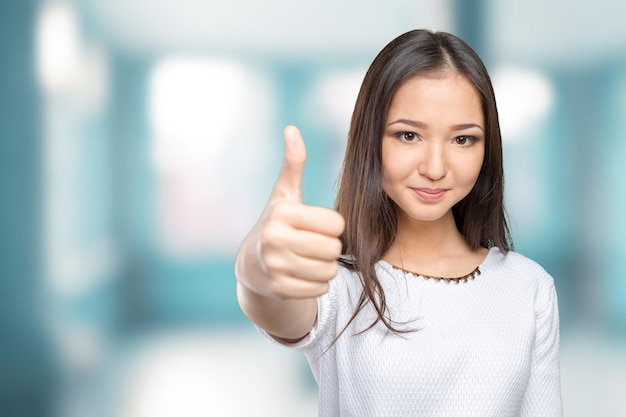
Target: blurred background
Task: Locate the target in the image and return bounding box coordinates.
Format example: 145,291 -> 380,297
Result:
1,0 -> 625,416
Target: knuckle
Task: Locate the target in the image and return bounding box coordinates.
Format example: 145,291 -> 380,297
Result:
325,261 -> 339,278
330,212 -> 346,235
260,226 -> 286,251
260,224 -> 278,243
269,278 -> 289,299
313,282 -> 330,297
263,253 -> 283,273
272,201 -> 295,219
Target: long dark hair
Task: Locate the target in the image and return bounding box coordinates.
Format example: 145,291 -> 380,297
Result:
334,29 -> 512,339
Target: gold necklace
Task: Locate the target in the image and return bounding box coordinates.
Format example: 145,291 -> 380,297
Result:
394,244 -> 481,283
390,264 -> 481,283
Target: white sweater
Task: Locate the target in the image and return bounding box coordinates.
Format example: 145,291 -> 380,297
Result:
267,247 -> 562,417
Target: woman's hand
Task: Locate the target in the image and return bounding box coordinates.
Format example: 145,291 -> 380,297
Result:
234,125 -> 345,337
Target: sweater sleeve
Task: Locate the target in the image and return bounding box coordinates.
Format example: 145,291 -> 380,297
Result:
256,274 -> 338,351
520,275 -> 563,416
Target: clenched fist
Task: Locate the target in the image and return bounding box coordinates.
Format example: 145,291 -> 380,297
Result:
235,125 -> 345,302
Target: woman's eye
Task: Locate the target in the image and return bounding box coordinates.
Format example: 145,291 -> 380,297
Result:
397,132 -> 418,142
454,135 -> 475,146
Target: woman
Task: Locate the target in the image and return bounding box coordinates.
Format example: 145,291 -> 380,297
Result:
235,29 -> 562,416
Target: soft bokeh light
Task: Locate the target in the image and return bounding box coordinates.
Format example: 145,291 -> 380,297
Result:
149,57 -> 275,257
36,2 -> 81,93
114,329 -> 316,417
492,66 -> 554,141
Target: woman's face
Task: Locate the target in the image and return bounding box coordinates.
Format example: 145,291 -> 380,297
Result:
381,72 -> 485,227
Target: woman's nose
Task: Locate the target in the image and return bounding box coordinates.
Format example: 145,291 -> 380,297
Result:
417,144 -> 447,181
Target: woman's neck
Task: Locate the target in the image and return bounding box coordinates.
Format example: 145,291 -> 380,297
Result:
396,211 -> 465,255
382,210 -> 486,277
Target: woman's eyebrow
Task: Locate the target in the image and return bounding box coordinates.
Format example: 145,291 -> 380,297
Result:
387,118 -> 427,128
451,123 -> 484,132
387,118 -> 484,132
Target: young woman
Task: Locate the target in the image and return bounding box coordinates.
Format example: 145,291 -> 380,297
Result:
235,29 -> 562,417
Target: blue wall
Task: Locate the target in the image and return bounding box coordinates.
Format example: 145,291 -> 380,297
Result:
0,1 -> 56,415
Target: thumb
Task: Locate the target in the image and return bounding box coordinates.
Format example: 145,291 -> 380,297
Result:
271,125 -> 307,202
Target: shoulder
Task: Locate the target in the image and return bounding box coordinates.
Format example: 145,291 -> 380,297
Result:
487,247 -> 557,305
488,248 -> 554,283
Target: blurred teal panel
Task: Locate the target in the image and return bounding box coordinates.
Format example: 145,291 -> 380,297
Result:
147,258 -> 246,326
598,65 -> 626,331
0,0 -> 57,415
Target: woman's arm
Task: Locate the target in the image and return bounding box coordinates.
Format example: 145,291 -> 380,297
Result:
520,277 -> 563,416
234,125 -> 345,341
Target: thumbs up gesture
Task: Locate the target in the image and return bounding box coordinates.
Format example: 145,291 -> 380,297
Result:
235,126 -> 345,302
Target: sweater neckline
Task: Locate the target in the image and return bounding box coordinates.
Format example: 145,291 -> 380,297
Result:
376,246 -> 499,281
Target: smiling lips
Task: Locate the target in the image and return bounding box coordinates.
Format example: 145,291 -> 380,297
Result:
411,187 -> 448,202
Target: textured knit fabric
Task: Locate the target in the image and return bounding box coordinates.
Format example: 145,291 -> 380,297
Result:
265,247 -> 562,417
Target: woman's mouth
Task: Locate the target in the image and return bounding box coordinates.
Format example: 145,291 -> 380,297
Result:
412,188 -> 447,202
